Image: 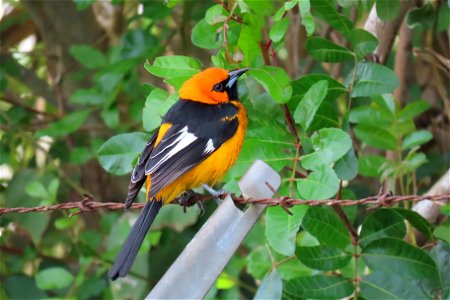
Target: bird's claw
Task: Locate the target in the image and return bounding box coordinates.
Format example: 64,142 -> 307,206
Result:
178,190 -> 206,216
202,184 -> 228,205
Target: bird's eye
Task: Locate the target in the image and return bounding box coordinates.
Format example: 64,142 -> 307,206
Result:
213,83 -> 224,92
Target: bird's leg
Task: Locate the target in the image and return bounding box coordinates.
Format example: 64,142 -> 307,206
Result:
202,184 -> 228,205
178,190 -> 205,215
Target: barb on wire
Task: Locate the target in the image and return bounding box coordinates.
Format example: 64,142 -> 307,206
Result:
0,193 -> 448,217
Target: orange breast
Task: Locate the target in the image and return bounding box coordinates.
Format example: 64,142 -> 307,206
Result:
155,101 -> 247,203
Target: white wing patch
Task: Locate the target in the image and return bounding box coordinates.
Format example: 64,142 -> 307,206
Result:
147,126 -> 198,174
203,139 -> 215,154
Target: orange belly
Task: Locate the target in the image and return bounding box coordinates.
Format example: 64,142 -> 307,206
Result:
150,101 -> 247,204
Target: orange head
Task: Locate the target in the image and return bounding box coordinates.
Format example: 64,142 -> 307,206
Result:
179,68 -> 249,105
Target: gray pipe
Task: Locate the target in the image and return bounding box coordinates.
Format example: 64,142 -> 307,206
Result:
146,160 -> 281,299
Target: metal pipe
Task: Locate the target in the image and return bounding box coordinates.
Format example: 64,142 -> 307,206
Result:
146,160 -> 281,299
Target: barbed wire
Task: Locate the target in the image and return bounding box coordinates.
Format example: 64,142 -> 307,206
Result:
0,193 -> 448,217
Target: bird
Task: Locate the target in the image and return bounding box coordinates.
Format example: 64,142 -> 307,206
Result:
108,67 -> 249,280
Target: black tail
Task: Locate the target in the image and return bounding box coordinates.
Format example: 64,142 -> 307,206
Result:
109,200 -> 162,280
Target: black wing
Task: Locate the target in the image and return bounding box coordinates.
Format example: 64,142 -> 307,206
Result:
125,100 -> 239,204
124,130 -> 158,208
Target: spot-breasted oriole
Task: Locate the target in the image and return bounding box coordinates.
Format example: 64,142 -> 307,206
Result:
109,67 -> 249,280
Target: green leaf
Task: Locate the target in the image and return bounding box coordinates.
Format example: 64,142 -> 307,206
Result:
398,100 -> 431,121
349,105 -> 394,126
376,0 -> 401,21
74,0 -> 94,10
406,3 -> 436,30
291,74 -> 346,101
293,80 -> 328,132
144,56 -> 202,79
301,128 -> 353,170
360,271 -> 430,300
362,238 -> 440,288
25,181 -> 49,199
69,45 -> 106,69
36,267 -> 74,290
392,208 -> 434,239
254,269 -> 282,300
359,209 -> 406,247
298,164 -> 339,200
434,225 -> 450,244
151,204 -> 199,232
191,19 -> 222,49
226,122 -> 294,181
354,124 -> 398,150
308,101 -> 340,131
310,0 -> 354,37
284,275 -> 354,299
142,89 -> 176,132
358,154 -> 388,177
402,130 -> 433,150
216,272 -> 236,289
299,0 -> 315,36
296,246 -> 352,271
244,0 -> 275,16
349,29 -> 378,59
302,206 -> 351,248
269,17 -> 290,43
35,109 -> 91,138
238,14 -> 263,65
306,37 -> 354,62
4,275 -> 47,299
334,148 -> 358,180
69,88 -> 105,105
430,241 -> 450,299
265,205 -> 308,256
248,66 -> 293,104
350,62 -> 399,97
97,132 -> 150,175
205,5 -> 227,25
247,248 -> 272,280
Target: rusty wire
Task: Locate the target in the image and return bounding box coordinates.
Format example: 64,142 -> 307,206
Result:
0,194 -> 448,217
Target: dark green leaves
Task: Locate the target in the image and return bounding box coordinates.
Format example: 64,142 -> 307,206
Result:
350,62 -> 399,97
349,29 -> 378,59
302,206 -> 351,248
97,132 -> 150,175
362,238 -> 440,291
35,109 -> 92,138
311,0 -> 353,37
306,37 -> 354,62
285,275 -> 354,299
36,267 -> 74,290
354,124 -> 398,150
359,209 -> 406,247
294,80 -> 328,132
376,0 -> 401,21
296,246 -> 352,270
248,66 -> 293,104
70,45 -> 106,69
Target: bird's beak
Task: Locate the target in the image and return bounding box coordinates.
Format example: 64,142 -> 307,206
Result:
226,68 -> 250,89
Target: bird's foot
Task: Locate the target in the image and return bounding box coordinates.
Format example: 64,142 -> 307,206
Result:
202,184 -> 228,205
178,190 -> 205,215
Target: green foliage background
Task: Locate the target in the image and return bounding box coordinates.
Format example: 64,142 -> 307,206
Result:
1,0 -> 449,299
